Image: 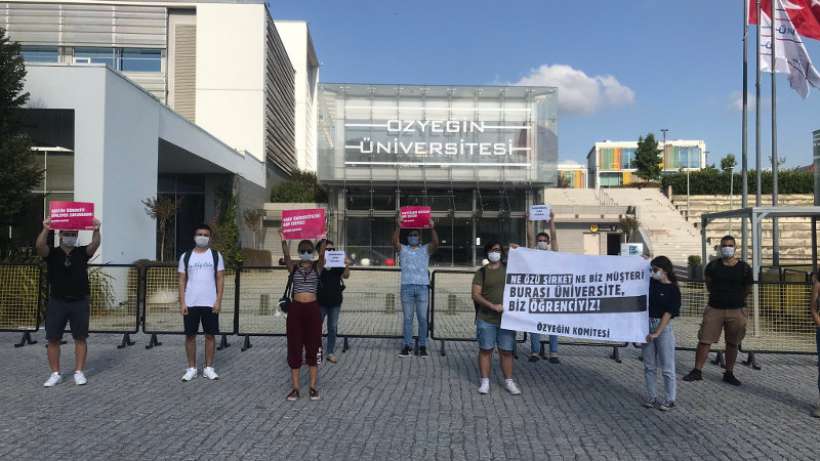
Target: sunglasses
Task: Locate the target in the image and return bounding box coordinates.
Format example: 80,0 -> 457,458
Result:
325,248 -> 336,252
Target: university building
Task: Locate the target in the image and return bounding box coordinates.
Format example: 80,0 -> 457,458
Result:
586,139 -> 706,188
316,83 -> 559,267
1,0 -> 318,262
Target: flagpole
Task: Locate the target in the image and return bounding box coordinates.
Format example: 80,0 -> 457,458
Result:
755,0 -> 762,213
770,0 -> 780,267
741,0 -> 749,261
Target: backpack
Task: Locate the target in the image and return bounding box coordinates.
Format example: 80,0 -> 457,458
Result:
183,249 -> 221,294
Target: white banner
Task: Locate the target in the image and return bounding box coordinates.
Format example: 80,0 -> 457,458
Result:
528,204 -> 552,222
324,251 -> 346,268
500,248 -> 650,343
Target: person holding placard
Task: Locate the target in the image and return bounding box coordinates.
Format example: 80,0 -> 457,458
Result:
279,230 -> 324,401
178,224 -> 225,382
642,256 -> 681,411
36,216 -> 101,387
392,215 -> 439,357
683,235 -> 752,386
472,241 -> 521,395
526,209 -> 561,364
317,239 -> 351,364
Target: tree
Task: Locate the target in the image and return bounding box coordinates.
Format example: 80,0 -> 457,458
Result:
633,134 -> 662,180
720,154 -> 737,172
211,180 -> 242,267
242,208 -> 265,249
0,28 -> 42,228
142,196 -> 182,261
269,171 -> 328,203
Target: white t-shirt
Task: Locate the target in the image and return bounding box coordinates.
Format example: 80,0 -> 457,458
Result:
177,249 -> 224,308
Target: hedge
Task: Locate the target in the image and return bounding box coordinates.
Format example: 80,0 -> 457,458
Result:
660,170 -> 813,195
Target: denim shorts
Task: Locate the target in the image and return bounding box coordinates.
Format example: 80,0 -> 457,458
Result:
476,319 -> 515,352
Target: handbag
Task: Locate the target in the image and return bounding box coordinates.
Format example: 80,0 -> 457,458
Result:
278,266 -> 295,313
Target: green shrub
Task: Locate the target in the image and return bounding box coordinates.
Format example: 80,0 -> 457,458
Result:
661,169 -> 812,195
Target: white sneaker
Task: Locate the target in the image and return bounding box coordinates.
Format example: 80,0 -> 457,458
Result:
181,368 -> 197,382
478,379 -> 490,395
202,367 -> 219,380
73,371 -> 87,386
504,379 -> 522,395
43,372 -> 62,388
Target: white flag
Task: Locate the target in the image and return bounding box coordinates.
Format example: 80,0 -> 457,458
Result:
759,0 -> 820,98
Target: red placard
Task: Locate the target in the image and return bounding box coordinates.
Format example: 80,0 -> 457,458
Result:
281,208 -> 326,240
400,206 -> 432,229
49,201 -> 95,230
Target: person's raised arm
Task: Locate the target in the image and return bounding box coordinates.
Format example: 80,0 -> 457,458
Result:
526,212 -> 535,248
279,229 -> 294,270
392,215 -> 402,252
35,218 -> 51,258
86,218 -> 101,257
428,219 -> 440,253
342,256 -> 352,279
548,211 -> 558,251
472,284 -> 502,313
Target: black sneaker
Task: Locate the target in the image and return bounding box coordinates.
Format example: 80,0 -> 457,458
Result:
419,347 -> 429,358
549,356 -> 561,364
682,369 -> 703,382
722,372 -> 742,386
658,401 -> 676,411
399,346 -> 412,358
528,354 -> 540,363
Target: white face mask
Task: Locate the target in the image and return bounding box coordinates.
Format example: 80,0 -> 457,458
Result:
720,246 -> 736,258
487,251 -> 502,263
536,241 -> 550,251
194,236 -> 210,248
299,251 -> 314,261
61,235 -> 78,248
651,270 -> 664,281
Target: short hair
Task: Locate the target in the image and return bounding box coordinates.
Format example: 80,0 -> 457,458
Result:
407,229 -> 420,236
297,239 -> 315,252
535,232 -> 550,242
483,240 -> 503,257
193,224 -> 212,235
720,235 -> 736,245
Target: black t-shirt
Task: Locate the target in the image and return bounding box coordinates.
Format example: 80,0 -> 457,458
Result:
44,245 -> 91,299
648,278 -> 681,319
705,259 -> 753,309
318,268 -> 345,307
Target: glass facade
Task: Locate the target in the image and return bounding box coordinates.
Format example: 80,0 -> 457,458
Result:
21,46 -> 59,63
597,147 -> 636,171
317,83 -> 558,267
663,145 -> 702,170
73,47 -> 161,72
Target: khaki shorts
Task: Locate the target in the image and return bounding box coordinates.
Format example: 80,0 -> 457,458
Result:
697,306 -> 747,346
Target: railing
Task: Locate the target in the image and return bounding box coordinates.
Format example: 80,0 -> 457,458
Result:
2,264 -> 815,358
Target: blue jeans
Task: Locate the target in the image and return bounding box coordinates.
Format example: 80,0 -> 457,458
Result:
401,284 -> 428,347
320,305 -> 341,355
643,318 -> 676,404
816,328 -> 820,394
530,333 -> 558,355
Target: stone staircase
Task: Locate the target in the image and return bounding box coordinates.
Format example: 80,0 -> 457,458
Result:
601,188 -> 702,265
671,194 -> 818,266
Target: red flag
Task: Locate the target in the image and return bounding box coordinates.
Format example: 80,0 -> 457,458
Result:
749,0 -> 820,41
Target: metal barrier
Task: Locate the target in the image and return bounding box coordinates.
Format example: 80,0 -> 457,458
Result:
675,281 -> 816,355
85,264 -> 140,335
336,267 -> 405,339
235,266 -> 289,337
0,263 -> 42,333
143,265 -> 238,336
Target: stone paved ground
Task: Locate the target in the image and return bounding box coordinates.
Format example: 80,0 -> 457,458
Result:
0,332 -> 818,460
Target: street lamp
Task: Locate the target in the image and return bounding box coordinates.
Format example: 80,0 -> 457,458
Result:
726,163 -> 735,234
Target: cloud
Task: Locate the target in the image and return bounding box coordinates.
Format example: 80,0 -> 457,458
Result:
515,64 -> 635,115
729,91 -> 755,112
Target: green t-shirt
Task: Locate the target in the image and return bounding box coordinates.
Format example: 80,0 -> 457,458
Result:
473,264 -> 507,325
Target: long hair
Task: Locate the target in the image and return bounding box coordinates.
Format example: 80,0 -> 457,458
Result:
650,256 -> 678,287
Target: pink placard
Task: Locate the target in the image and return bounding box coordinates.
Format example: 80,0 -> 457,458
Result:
400,206 -> 432,229
49,201 -> 95,230
281,208 -> 326,240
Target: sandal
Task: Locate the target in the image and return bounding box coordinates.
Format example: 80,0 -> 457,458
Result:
286,388 -> 300,401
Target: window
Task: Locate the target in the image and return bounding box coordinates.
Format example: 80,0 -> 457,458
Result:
120,48 -> 161,72
74,47 -> 117,68
21,46 -> 59,63
73,47 -> 162,72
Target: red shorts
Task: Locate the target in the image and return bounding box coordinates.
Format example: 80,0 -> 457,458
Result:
286,301 -> 322,369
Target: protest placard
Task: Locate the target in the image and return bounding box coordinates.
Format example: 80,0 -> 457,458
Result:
282,208 -> 326,240
528,204 -> 552,222
400,206 -> 432,229
49,201 -> 95,230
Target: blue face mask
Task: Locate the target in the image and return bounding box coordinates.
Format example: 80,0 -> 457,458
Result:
408,236 -> 420,246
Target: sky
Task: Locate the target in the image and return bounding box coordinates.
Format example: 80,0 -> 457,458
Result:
269,0 -> 820,168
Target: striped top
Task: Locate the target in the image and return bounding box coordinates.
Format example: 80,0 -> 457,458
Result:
292,264 -> 319,294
